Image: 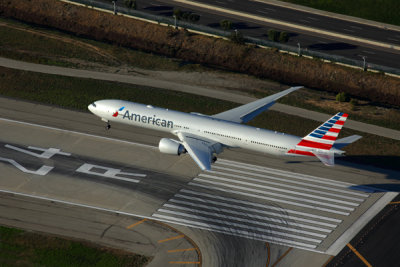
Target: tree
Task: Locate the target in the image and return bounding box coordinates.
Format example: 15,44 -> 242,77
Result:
220,20 -> 232,31
173,8 -> 182,20
189,13 -> 200,23
279,31 -> 289,43
268,29 -> 279,42
181,11 -> 191,21
336,92 -> 350,102
229,30 -> 244,44
124,0 -> 136,9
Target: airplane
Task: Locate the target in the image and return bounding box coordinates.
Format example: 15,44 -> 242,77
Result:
88,86 -> 361,170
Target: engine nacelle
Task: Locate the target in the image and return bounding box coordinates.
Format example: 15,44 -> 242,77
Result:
159,138 -> 186,155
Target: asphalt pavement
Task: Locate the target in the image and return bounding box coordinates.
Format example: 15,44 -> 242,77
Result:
128,0 -> 400,70
1,92 -> 399,266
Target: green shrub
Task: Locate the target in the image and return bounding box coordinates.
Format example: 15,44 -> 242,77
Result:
268,29 -> 279,42
188,13 -> 200,23
173,8 -> 182,20
124,0 -> 136,9
229,30 -> 244,44
279,31 -> 289,43
220,20 -> 232,31
336,92 -> 350,102
350,98 -> 358,110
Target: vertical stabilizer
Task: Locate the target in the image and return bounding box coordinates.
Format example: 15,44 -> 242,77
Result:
287,112 -> 349,166
297,112 -> 348,151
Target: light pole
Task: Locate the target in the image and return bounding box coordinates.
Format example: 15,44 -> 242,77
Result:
361,55 -> 367,71
297,42 -> 301,56
173,15 -> 177,29
112,0 -> 117,15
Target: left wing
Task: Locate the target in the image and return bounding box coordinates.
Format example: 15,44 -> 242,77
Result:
212,86 -> 302,123
177,132 -> 220,171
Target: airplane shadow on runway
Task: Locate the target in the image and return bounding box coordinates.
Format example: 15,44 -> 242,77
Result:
338,155 -> 400,173
340,155 -> 400,193
287,155 -> 400,192
349,183 -> 400,192
308,42 -> 357,51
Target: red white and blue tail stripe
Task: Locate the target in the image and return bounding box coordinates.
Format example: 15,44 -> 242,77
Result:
287,112 -> 348,166
296,112 -> 348,151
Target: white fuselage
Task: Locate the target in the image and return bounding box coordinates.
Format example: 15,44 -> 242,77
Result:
89,100 -> 302,156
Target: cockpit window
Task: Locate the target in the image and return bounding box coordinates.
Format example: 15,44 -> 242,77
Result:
92,102 -> 96,107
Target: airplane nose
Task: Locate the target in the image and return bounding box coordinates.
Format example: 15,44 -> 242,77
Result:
88,102 -> 96,113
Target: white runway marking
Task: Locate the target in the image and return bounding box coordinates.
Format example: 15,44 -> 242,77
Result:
0,118 -> 157,150
152,159 -> 383,252
190,182 -> 351,215
169,198 -> 335,230
200,172 -> 364,203
193,178 -> 356,210
179,189 -> 342,223
163,204 -> 329,237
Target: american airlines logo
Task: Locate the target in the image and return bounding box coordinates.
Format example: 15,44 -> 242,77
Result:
119,109 -> 174,128
113,106 -> 125,117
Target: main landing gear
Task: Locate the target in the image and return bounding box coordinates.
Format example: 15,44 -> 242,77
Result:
212,155 -> 217,163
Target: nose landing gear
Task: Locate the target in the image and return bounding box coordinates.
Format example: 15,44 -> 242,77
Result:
101,118 -> 111,130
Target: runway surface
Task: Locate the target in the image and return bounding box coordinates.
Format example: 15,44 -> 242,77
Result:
1,98 -> 399,266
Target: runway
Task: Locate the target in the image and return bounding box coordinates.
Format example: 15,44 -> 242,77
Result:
153,158 -> 388,253
0,99 -> 399,266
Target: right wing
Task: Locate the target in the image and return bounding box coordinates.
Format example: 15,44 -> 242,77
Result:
212,86 -> 302,123
177,132 -> 220,171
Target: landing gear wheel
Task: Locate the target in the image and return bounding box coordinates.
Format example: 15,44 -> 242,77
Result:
105,123 -> 111,130
212,156 -> 217,163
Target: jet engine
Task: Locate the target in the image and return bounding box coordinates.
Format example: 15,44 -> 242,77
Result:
159,138 -> 186,155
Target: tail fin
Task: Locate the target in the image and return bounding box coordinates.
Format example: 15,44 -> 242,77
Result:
288,112 -> 349,166
297,112 -> 348,151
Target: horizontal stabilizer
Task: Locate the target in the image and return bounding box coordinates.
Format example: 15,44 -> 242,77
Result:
314,152 -> 335,166
334,135 -> 362,149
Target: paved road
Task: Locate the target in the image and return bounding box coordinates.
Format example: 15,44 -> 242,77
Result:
1,57 -> 399,141
126,0 -> 400,70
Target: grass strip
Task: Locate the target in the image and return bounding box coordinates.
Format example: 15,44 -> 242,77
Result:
281,0 -> 400,26
0,225 -> 150,267
0,16 -> 207,72
1,16 -> 399,131
0,66 -> 399,170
